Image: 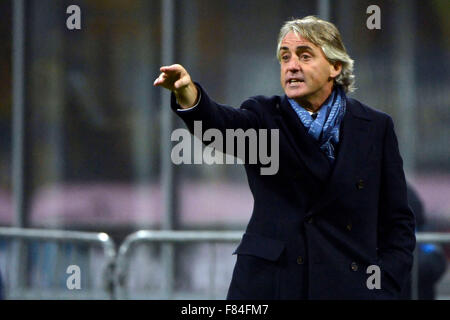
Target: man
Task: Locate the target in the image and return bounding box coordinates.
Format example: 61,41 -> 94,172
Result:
154,16 -> 416,299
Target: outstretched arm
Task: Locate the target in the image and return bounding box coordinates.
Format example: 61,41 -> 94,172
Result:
154,63 -> 262,133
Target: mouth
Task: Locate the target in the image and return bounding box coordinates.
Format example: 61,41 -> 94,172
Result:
286,78 -> 305,86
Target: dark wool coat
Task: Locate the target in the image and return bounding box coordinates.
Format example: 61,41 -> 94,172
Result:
171,83 -> 416,300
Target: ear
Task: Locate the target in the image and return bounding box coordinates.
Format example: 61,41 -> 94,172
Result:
329,61 -> 342,79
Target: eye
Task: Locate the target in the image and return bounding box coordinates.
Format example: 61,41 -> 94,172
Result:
281,55 -> 289,61
300,54 -> 311,60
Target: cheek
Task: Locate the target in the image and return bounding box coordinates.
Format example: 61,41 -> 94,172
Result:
318,63 -> 333,79
307,66 -> 328,83
280,70 -> 285,85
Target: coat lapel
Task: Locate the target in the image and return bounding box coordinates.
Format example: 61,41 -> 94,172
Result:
275,95 -> 332,183
307,98 -> 373,216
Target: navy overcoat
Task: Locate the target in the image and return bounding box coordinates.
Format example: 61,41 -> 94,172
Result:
171,83 -> 416,300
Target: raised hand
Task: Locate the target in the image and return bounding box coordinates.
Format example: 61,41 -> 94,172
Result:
154,64 -> 198,108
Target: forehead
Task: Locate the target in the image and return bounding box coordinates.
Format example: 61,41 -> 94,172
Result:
280,31 -> 317,49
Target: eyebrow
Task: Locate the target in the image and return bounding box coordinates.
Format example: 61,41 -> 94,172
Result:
279,45 -> 313,52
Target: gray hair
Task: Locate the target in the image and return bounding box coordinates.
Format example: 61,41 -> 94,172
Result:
277,16 -> 356,93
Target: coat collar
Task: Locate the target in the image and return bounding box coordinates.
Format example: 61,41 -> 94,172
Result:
276,95 -> 332,182
275,95 -> 373,215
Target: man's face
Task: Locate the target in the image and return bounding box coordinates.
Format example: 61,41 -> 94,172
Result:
279,31 -> 341,106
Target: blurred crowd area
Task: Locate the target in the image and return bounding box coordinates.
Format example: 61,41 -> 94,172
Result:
0,0 -> 449,298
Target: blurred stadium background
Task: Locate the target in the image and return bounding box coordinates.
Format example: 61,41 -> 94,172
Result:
0,0 -> 449,299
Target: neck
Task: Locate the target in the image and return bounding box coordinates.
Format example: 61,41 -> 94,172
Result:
294,84 -> 335,113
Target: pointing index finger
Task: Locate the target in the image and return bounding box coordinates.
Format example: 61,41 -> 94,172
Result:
160,65 -> 173,71
160,64 -> 182,72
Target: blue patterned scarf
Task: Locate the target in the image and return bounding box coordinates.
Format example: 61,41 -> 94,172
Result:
288,85 -> 347,164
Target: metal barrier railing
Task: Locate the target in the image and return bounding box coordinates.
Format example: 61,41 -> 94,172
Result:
416,233 -> 450,243
114,230 -> 244,299
114,230 -> 450,300
0,229 -> 448,300
0,227 -> 116,299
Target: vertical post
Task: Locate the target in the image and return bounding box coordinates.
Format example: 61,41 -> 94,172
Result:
12,0 -> 25,228
394,0 -> 417,298
160,0 -> 176,299
208,243 -> 216,299
318,0 -> 331,20
393,0 -> 416,174
131,1 -> 154,229
11,0 -> 27,296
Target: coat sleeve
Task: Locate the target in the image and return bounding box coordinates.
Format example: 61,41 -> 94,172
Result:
377,115 -> 416,293
171,82 -> 262,134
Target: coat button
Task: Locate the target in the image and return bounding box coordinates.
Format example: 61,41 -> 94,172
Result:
356,179 -> 364,189
346,223 -> 352,231
350,262 -> 358,271
297,256 -> 304,264
307,217 -> 314,224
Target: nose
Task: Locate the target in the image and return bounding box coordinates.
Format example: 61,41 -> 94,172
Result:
287,56 -> 301,73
